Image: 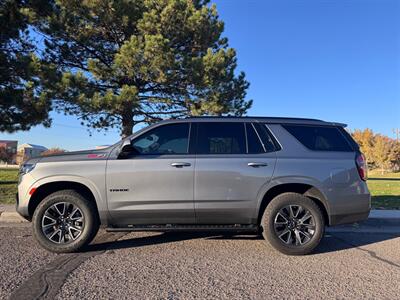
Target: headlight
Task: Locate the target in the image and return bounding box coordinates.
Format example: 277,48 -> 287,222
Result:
19,163 -> 36,175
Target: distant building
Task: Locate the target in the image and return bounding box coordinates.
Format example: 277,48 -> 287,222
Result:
0,140 -> 18,164
16,143 -> 48,164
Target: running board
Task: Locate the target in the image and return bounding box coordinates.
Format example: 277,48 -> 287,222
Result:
106,224 -> 259,232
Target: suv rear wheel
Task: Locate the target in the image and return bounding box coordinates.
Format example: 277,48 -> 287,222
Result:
32,190 -> 99,253
261,192 -> 325,255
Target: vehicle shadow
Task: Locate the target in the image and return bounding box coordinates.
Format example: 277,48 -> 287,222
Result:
85,231 -> 262,252
315,231 -> 400,254
84,230 -> 400,255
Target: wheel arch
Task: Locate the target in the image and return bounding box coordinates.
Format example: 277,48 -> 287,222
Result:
257,183 -> 331,226
28,180 -> 102,223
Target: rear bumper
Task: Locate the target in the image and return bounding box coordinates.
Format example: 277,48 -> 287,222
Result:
329,191 -> 371,226
330,210 -> 370,226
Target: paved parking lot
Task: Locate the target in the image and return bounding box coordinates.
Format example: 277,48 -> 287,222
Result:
1,224 -> 399,300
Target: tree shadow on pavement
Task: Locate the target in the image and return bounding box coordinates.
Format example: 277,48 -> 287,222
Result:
83,230 -> 400,255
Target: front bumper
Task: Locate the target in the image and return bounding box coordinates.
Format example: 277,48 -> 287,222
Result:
15,191 -> 32,221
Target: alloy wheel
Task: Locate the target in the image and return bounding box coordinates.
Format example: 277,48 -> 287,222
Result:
41,202 -> 85,244
273,205 -> 315,246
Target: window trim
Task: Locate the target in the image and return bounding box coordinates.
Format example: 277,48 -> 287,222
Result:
244,123 -> 249,153
244,122 -> 267,154
188,122 -> 197,155
186,122 -> 192,154
250,123 -> 267,153
254,122 -> 281,152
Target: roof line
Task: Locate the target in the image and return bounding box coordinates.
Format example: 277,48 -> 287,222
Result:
185,116 -> 325,122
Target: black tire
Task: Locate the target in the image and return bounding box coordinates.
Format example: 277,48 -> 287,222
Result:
32,189 -> 99,253
261,192 -> 325,255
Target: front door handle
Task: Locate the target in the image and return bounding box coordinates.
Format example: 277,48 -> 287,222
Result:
171,162 -> 191,168
248,162 -> 268,168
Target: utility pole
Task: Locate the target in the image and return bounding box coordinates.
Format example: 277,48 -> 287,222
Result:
393,128 -> 400,143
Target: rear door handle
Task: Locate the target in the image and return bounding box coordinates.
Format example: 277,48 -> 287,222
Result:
171,162 -> 191,168
247,162 -> 268,168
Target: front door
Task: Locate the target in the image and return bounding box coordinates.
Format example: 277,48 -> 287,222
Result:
194,122 -> 277,224
106,122 -> 195,226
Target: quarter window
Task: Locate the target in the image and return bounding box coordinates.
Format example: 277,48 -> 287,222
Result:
283,125 -> 353,152
132,123 -> 190,155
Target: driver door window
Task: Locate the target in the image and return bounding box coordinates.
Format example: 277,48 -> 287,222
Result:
132,123 -> 190,155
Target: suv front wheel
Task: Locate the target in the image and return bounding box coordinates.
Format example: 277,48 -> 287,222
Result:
32,190 -> 99,253
261,192 -> 325,255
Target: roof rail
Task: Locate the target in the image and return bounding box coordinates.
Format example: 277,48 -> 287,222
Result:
181,116 -> 347,127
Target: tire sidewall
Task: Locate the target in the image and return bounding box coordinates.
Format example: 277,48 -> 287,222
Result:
261,192 -> 325,255
32,190 -> 98,253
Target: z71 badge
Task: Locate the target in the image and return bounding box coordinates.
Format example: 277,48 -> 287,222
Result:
109,188 -> 129,192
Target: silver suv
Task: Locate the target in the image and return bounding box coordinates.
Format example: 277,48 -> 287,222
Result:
17,117 -> 370,255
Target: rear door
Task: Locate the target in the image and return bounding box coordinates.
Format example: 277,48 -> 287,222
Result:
193,121 -> 277,224
106,122 -> 195,225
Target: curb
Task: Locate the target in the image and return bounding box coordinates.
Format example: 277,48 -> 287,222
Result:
0,212 -> 28,223
369,210 -> 400,218
359,217 -> 400,227
363,210 -> 400,227
357,218 -> 400,227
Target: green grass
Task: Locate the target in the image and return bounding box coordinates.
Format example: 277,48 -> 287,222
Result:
368,171 -> 400,210
0,168 -> 18,182
0,183 -> 17,204
0,168 -> 18,204
1,168 -> 399,209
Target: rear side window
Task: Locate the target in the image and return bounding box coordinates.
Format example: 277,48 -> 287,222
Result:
246,123 -> 265,154
255,123 -> 279,152
196,122 -> 246,154
283,125 -> 353,152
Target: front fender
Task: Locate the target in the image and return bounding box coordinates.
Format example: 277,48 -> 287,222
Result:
23,175 -> 109,224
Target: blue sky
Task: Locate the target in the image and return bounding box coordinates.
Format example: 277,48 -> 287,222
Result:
1,0 -> 399,150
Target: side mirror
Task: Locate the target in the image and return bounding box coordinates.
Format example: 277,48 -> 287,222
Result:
118,140 -> 136,159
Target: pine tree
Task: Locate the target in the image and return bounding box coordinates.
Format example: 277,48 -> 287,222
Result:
34,0 -> 252,136
0,0 -> 53,132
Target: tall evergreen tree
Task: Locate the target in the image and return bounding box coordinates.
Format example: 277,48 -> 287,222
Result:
0,0 -> 53,132
36,0 -> 252,136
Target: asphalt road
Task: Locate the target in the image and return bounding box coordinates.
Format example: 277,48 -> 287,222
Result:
0,224 -> 399,300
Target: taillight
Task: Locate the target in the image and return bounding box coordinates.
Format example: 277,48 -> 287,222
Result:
356,153 -> 368,181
